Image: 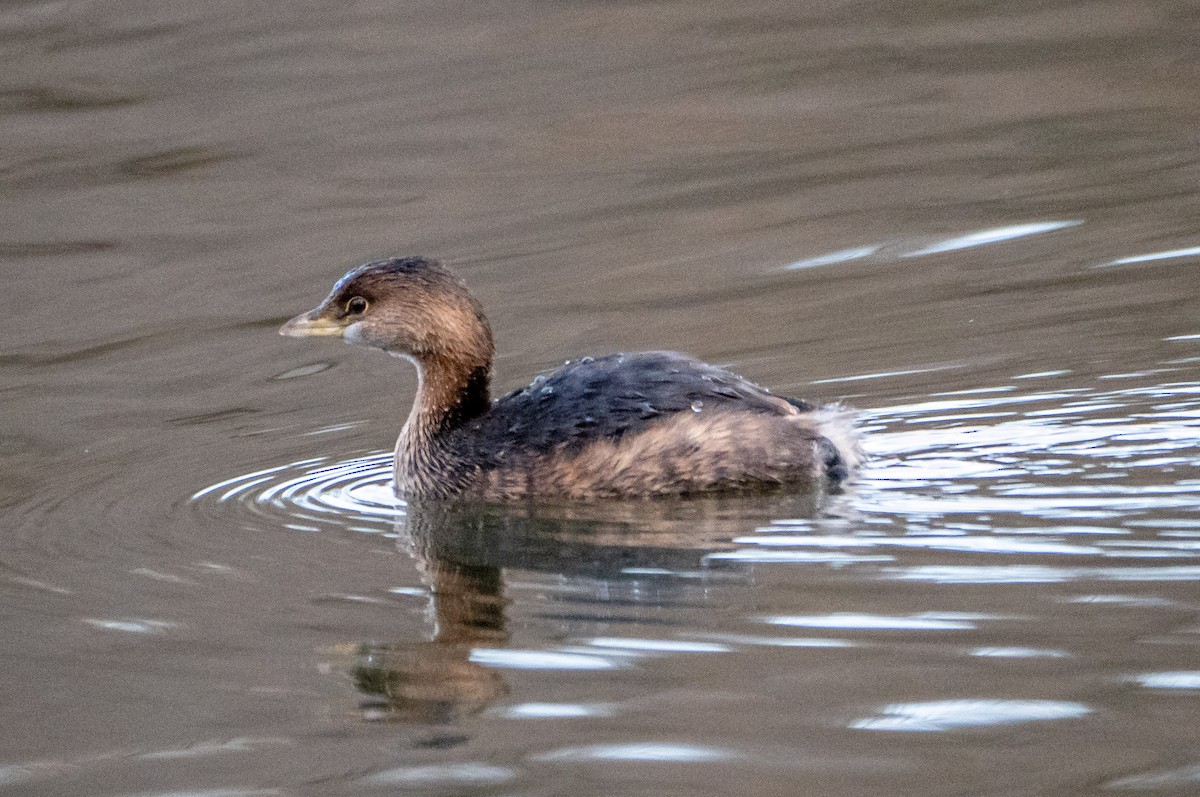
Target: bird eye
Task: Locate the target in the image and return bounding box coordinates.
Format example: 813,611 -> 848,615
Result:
346,296 -> 369,315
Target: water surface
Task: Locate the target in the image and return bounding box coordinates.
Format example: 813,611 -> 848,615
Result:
3,0 -> 1200,795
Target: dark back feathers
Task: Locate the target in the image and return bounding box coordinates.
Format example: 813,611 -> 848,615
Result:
444,351 -> 810,467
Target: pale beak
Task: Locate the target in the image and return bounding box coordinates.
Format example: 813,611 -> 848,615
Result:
279,309 -> 345,338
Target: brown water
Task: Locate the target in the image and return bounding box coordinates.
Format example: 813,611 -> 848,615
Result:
4,0 -> 1200,794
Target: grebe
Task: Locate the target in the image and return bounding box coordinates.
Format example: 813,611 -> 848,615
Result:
280,257 -> 862,501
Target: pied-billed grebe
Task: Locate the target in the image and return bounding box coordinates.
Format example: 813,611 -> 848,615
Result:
280,257 -> 862,501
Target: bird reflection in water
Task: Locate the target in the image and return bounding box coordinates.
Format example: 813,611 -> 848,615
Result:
353,555 -> 510,723
343,493 -> 825,723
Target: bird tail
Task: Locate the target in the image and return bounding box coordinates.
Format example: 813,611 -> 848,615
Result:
811,404 -> 865,484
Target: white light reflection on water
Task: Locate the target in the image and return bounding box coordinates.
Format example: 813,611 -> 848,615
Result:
904,221 -> 1083,256
1013,370 -> 1073,379
361,763 -> 518,787
766,613 -> 977,631
496,702 -> 616,719
735,535 -> 1106,556
190,452 -> 403,533
82,618 -> 177,635
852,699 -> 1091,732
468,648 -> 623,671
533,742 -> 739,763
810,364 -> 964,385
890,565 -> 1200,584
690,633 -> 857,649
714,369 -> 1200,584
183,372 -> 1200,612
783,221 -> 1084,271
190,461 -> 312,501
1066,594 -> 1177,607
1099,245 -> 1200,268
969,647 -> 1071,658
586,637 -> 731,653
786,245 -> 881,270
705,550 -> 894,564
1131,671 -> 1200,690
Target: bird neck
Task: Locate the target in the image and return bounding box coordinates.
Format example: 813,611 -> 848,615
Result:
393,350 -> 492,496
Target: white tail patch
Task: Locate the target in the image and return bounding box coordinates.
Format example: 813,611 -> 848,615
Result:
810,404 -> 866,472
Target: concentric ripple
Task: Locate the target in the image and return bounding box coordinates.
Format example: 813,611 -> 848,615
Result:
719,366 -> 1200,582
191,365 -> 1200,564
855,375 -> 1200,522
191,453 -> 404,535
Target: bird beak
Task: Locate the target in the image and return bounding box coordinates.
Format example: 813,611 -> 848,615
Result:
279,309 -> 345,338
